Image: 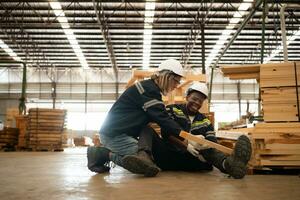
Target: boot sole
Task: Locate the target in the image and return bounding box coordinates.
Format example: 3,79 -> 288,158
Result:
234,135 -> 252,164
88,165 -> 110,173
227,158 -> 247,179
122,155 -> 160,177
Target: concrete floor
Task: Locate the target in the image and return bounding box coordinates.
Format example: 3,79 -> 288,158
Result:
0,148 -> 299,200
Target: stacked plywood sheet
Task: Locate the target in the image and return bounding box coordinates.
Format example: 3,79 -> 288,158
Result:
28,108 -> 66,151
0,127 -> 19,150
251,123 -> 300,167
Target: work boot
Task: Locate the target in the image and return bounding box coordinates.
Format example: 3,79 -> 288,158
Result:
224,135 -> 252,179
122,151 -> 160,177
87,146 -> 110,173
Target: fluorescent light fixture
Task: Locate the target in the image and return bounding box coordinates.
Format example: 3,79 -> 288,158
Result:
49,0 -> 89,69
0,39 -> 22,61
264,28 -> 300,63
49,2 -> 61,10
205,0 -> 254,69
238,3 -> 252,11
142,1 -> 155,69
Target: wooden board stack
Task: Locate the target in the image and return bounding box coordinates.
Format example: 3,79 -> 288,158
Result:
260,62 -> 300,122
0,127 -> 19,150
251,123 -> 300,167
27,108 -> 66,151
221,62 -> 300,169
5,108 -> 19,127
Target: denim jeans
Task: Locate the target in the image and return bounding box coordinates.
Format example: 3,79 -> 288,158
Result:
100,133 -> 138,166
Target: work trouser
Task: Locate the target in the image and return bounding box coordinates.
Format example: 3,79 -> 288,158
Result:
100,133 -> 138,167
195,132 -> 227,173
138,126 -> 213,171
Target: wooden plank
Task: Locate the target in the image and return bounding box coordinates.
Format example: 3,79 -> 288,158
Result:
179,130 -> 233,155
264,139 -> 300,144
221,64 -> 260,74
228,73 -> 259,80
260,160 -> 300,166
257,149 -> 300,155
254,122 -> 300,131
28,108 -> 66,113
251,133 -> 300,139
265,144 -> 300,150
133,70 -> 154,77
260,155 -> 300,161
184,74 -> 206,82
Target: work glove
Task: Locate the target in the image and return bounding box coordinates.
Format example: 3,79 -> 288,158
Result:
188,135 -> 210,151
187,143 -> 199,157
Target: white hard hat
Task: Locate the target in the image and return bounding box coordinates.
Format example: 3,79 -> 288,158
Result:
187,82 -> 208,98
158,59 -> 184,77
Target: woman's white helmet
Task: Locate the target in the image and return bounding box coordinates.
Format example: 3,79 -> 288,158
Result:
158,59 -> 184,77
186,82 -> 208,98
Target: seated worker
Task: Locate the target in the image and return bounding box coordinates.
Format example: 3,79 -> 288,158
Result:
87,59 -> 186,177
123,82 -> 252,179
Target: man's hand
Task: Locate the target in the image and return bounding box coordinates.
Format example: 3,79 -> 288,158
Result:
188,135 -> 210,151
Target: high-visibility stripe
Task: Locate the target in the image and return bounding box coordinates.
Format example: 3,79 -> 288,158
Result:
191,119 -> 211,131
143,99 -> 164,111
173,107 -> 184,116
135,82 -> 145,94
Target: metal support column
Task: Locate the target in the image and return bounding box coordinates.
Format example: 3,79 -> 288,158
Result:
19,62 -> 27,115
201,23 -> 206,74
208,0 -> 263,104
259,0 -> 267,115
280,4 -> 288,62
51,81 -> 56,109
237,81 -> 241,119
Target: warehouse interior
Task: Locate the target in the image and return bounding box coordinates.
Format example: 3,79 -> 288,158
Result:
0,0 -> 300,199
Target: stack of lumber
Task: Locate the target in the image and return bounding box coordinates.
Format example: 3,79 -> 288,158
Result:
260,62 -> 300,122
73,136 -> 92,146
15,115 -> 29,149
222,62 -> 300,169
251,123 -> 300,167
5,108 -> 19,127
27,108 -> 66,151
0,127 -> 19,150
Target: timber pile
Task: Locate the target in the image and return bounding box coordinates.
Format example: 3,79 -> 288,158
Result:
5,108 -> 19,127
251,123 -> 300,167
0,127 -> 19,150
27,108 -> 66,151
15,115 -> 29,149
260,62 -> 300,122
221,62 -> 300,169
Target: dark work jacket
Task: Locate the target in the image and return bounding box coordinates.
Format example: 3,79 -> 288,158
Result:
100,79 -> 181,138
162,104 -> 216,142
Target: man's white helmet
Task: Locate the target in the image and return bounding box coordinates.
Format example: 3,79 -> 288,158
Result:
187,82 -> 208,98
158,59 -> 184,77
